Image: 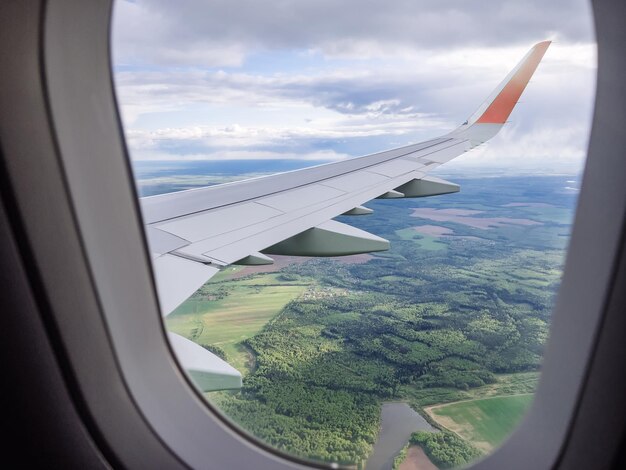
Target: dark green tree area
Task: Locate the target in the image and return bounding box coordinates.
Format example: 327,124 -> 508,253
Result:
411,430 -> 482,469
205,177 -> 576,467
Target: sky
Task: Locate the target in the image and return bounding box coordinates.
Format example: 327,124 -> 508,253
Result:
112,0 -> 596,175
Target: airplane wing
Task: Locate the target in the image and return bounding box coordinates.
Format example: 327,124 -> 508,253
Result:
141,41 -> 550,390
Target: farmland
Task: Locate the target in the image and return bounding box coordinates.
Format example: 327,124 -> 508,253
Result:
166,277 -> 308,373
426,394 -> 534,452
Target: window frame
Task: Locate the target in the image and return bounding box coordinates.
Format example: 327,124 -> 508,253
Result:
2,0 -> 625,468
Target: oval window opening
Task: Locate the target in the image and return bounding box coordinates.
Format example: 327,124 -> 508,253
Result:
112,1 -> 596,468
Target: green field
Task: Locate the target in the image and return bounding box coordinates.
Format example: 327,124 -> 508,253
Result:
166,281 -> 308,373
428,394 -> 534,452
395,227 -> 447,250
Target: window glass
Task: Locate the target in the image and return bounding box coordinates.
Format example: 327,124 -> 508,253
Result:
113,1 -> 596,468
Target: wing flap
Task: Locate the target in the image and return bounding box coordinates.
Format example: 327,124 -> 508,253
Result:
168,332 -> 242,392
152,254 -> 219,316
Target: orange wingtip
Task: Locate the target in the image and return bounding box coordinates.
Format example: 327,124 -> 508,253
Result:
476,41 -> 551,124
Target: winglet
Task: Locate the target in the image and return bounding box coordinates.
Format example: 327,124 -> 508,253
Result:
467,41 -> 551,125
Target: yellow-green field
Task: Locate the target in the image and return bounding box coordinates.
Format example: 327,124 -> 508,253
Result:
166,280 -> 308,373
426,394 -> 534,452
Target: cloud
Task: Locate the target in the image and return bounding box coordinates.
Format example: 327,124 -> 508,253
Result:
122,114 -> 446,161
127,147 -> 351,162
115,43 -> 595,124
115,67 -> 437,117
113,0 -> 593,66
112,1 -> 596,174
443,124 -> 590,175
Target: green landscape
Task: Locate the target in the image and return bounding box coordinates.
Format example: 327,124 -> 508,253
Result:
162,174 -> 578,469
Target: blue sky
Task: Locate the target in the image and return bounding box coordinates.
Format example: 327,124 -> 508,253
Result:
112,0 -> 596,174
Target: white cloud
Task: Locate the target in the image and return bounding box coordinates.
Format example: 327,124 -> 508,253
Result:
446,124 -> 589,174
112,1 -> 596,174
112,0 -> 594,66
128,147 -> 351,162
122,113 -> 446,160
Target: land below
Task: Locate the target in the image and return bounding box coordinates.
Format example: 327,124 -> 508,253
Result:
164,175 -> 578,469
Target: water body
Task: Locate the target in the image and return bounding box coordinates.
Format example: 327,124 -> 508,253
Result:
367,403 -> 437,470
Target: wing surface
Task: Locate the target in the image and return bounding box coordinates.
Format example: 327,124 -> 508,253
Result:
143,41 -> 550,389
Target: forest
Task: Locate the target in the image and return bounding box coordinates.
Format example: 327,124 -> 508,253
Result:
410,430 -> 482,469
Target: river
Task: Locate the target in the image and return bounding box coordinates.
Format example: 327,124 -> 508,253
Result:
366,402 -> 437,470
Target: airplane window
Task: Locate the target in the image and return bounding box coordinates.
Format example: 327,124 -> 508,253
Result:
112,1 -> 596,468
